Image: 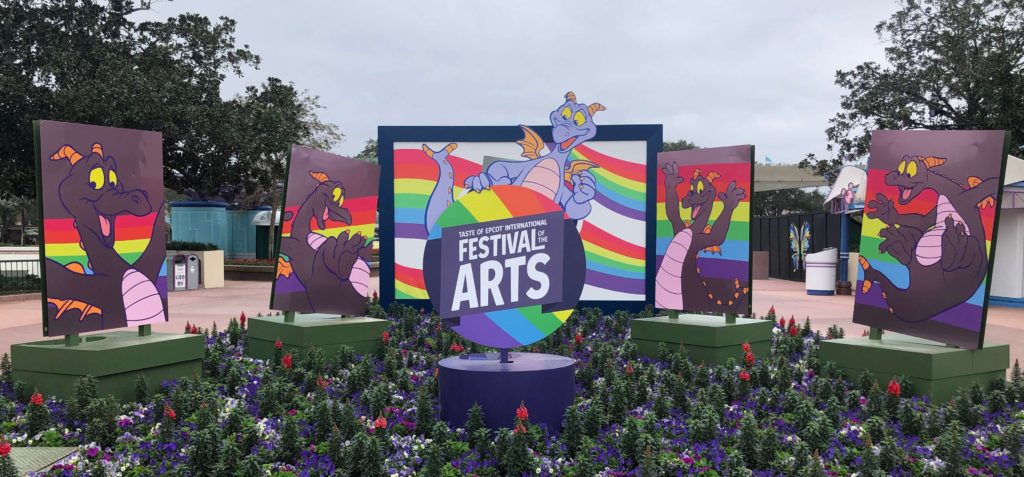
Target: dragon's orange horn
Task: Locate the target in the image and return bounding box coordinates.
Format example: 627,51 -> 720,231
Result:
309,171 -> 329,183
706,171 -> 720,182
692,168 -> 701,179
50,145 -> 83,165
967,176 -> 982,188
91,143 -> 103,156
565,91 -> 577,103
443,143 -> 458,154
587,103 -> 606,116
921,156 -> 946,169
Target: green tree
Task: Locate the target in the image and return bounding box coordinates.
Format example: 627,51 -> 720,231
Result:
803,0 -> 1024,176
751,188 -> 826,217
662,139 -> 698,152
0,0 -> 340,203
354,139 -> 379,163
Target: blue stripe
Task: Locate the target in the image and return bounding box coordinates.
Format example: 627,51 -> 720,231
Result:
584,260 -> 644,280
859,260 -> 985,306
487,308 -> 544,344
396,208 -> 424,226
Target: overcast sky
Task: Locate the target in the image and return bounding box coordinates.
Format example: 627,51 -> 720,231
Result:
137,1 -> 898,163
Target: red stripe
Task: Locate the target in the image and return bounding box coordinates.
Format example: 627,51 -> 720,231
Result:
394,149 -> 481,186
395,263 -> 425,290
44,213 -> 158,244
580,221 -> 645,260
656,163 -> 751,202
575,145 -> 645,183
281,196 -> 377,236
866,169 -> 995,240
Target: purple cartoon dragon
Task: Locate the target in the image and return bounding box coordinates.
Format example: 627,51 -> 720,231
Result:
655,163 -> 747,313
45,144 -> 166,329
421,91 -> 604,233
276,171 -> 372,312
859,155 -> 998,322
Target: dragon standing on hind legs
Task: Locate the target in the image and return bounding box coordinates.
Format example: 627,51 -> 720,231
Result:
859,155 -> 997,322
655,162 -> 748,314
45,143 -> 166,330
420,91 -> 604,233
276,171 -> 372,312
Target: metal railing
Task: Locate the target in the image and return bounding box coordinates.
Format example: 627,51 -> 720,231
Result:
0,259 -> 41,295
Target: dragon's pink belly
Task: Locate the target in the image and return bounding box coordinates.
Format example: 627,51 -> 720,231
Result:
521,158 -> 561,200
350,259 -> 371,297
122,269 -> 164,324
915,195 -> 969,267
655,229 -> 692,310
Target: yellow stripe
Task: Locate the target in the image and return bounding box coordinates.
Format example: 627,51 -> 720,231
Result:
395,280 -> 427,298
592,168 -> 644,192
460,190 -> 512,222
394,178 -> 436,196
312,224 -> 375,240
47,238 -> 151,257
585,242 -> 645,267
554,310 -> 573,322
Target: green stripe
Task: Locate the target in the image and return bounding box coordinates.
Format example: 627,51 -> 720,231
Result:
593,169 -> 645,201
436,201 -> 478,228
859,237 -> 902,264
584,250 -> 644,273
395,193 -> 428,209
520,306 -> 562,336
656,220 -> 748,241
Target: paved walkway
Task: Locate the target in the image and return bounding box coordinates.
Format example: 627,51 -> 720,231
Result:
1,279 -> 1021,368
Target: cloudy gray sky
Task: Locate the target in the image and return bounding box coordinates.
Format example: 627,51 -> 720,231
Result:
138,1 -> 898,163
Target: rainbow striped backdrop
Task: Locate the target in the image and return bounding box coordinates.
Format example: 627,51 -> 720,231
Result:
655,161 -> 751,289
392,141 -> 648,302
44,213 -> 166,277
279,195 -> 377,247
855,169 -> 995,331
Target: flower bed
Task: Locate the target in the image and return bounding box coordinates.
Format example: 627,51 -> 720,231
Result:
0,306 -> 1022,476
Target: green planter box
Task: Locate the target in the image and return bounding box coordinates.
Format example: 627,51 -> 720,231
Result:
819,334 -> 1009,402
12,332 -> 205,401
631,314 -> 773,365
247,314 -> 390,360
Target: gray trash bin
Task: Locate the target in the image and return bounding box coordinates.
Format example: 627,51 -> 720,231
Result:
172,255 -> 187,291
186,254 -> 200,290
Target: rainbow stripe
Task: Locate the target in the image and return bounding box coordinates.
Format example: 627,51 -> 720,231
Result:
570,145 -> 647,297
393,148 -> 481,299
431,186 -> 574,348
44,213 -> 165,274
280,195 -> 377,247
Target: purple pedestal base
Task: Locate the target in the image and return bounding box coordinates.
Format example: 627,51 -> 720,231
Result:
438,352 -> 575,431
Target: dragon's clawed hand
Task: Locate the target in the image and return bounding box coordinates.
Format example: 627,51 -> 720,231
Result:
719,181 -> 745,209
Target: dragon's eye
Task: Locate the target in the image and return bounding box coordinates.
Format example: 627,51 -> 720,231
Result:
89,167 -> 105,190
697,181 -> 705,194
561,107 -> 571,120
332,187 -> 342,204
897,161 -> 907,175
573,111 -> 585,126
108,170 -> 118,187
906,160 -> 918,178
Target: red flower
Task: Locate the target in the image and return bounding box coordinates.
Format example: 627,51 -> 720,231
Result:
0,441 -> 10,458
374,415 -> 387,429
625,362 -> 634,376
184,321 -> 192,334
574,333 -> 583,345
742,342 -> 751,353
30,391 -> 43,406
274,338 -> 283,350
744,351 -> 755,366
514,422 -> 528,435
372,290 -> 379,301
516,401 -> 529,421
239,312 -> 247,327
163,403 -> 176,421
450,342 -> 465,353
381,330 -> 390,345
739,370 -> 751,382
282,353 -> 293,369
768,305 -> 776,315
887,378 -> 901,397
190,324 -> 199,334
316,376 -> 329,390
778,317 -> 786,328
788,316 -> 796,329
788,325 -> 799,337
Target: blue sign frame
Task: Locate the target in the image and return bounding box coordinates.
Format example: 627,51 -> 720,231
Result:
378,124 -> 663,314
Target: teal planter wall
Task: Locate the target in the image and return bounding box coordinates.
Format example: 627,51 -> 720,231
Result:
170,202 -> 272,259
170,202 -> 229,252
